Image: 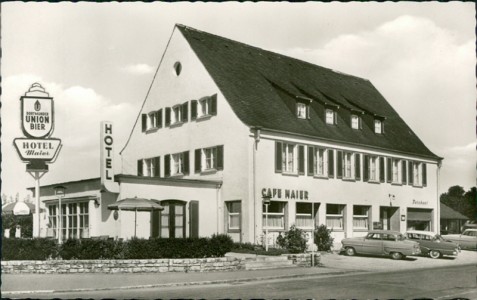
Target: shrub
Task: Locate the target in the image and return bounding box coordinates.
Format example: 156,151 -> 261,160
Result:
209,234 -> 234,257
2,237 -> 58,260
124,237 -> 153,259
314,224 -> 334,251
276,224 -> 307,253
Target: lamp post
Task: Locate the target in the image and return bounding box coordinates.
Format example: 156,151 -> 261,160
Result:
54,186 -> 66,244
262,195 -> 271,251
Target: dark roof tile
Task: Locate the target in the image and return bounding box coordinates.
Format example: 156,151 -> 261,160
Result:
177,25 -> 439,159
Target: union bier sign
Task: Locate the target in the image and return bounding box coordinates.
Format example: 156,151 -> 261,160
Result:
13,83 -> 62,169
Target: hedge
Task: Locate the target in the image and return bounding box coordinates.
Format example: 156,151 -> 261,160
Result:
1,234 -> 233,261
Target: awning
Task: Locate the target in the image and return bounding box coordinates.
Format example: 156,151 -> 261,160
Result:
407,209 -> 432,221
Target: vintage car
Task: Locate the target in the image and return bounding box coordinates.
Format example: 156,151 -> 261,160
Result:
442,229 -> 477,250
341,230 -> 421,260
405,230 -> 460,258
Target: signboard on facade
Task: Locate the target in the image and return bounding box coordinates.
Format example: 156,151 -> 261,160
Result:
100,121 -> 118,192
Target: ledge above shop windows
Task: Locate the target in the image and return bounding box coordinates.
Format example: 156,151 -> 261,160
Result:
191,94 -> 217,121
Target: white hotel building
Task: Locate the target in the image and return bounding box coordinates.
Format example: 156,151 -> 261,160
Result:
33,24 -> 442,246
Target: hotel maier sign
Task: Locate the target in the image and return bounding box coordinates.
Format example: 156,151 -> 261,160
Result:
14,83 -> 61,168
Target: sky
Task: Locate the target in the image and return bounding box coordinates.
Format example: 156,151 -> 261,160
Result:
1,2 -> 475,201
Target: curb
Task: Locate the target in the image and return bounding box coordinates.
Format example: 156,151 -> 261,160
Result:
1,269 -> 361,295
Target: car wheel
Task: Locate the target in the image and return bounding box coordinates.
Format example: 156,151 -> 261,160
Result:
429,250 -> 441,259
345,247 -> 356,256
390,252 -> 403,260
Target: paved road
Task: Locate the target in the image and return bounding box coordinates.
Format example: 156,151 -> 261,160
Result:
10,264 -> 476,299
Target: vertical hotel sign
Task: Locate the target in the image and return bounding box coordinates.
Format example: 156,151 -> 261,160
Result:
14,83 -> 62,169
100,121 -> 118,192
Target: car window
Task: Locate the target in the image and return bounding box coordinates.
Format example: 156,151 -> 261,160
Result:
407,233 -> 418,240
367,233 -> 381,240
422,234 -> 432,241
464,231 -> 477,237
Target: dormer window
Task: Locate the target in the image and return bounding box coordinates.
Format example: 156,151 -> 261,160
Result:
295,97 -> 311,119
351,114 -> 362,129
325,109 -> 337,125
297,102 -> 307,119
374,119 -> 383,134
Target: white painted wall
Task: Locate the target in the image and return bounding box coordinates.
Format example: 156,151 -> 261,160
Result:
120,27 -> 251,240
254,132 -> 440,246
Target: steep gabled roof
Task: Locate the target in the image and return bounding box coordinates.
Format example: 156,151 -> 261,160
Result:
177,24 -> 440,160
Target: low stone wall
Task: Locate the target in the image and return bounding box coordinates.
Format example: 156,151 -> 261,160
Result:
1,253 -> 321,274
1,257 -> 246,274
285,253 -> 321,267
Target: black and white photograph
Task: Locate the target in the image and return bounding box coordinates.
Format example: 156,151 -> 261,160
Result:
1,2 -> 476,299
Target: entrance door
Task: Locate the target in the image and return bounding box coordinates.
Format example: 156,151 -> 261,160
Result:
380,207 -> 399,231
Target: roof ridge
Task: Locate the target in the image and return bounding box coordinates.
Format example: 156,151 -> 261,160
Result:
177,24 -> 369,83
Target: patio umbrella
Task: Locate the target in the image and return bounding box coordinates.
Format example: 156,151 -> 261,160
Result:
108,197 -> 163,237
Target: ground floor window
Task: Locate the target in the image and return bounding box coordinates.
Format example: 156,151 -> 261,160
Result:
407,208 -> 432,231
353,205 -> 370,230
48,202 -> 89,239
326,204 -> 345,230
160,200 -> 186,238
226,201 -> 241,232
295,202 -> 318,229
263,201 -> 286,230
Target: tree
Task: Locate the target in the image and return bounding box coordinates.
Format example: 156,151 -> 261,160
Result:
1,193 -> 7,205
441,185 -> 477,219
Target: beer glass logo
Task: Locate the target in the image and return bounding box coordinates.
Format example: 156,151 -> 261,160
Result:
34,100 -> 41,111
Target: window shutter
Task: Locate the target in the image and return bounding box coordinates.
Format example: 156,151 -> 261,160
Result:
210,94 -> 217,116
183,151 -> 189,175
408,161 -> 413,185
191,100 -> 198,120
363,155 -> 369,182
422,163 -> 427,186
189,201 -> 199,238
275,142 -> 283,173
308,146 -> 314,176
298,145 -> 305,175
164,154 -> 170,177
336,150 -> 343,179
387,158 -> 392,183
195,149 -> 201,173
157,109 -> 163,128
165,107 -> 171,126
182,102 -> 188,122
153,156 -> 160,177
402,160 -> 407,184
328,149 -> 334,178
334,111 -> 338,125
216,145 -> 224,170
141,114 -> 147,132
355,153 -> 361,180
379,157 -> 385,183
306,105 -> 311,119
151,210 -> 160,238
137,160 -> 143,176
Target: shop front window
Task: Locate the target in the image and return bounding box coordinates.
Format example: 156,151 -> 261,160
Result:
49,202 -> 89,240
353,205 -> 370,229
295,202 -> 317,229
326,204 -> 345,230
263,201 -> 286,230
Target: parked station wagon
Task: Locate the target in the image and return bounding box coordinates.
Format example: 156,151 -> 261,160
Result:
405,230 -> 460,259
341,230 -> 421,260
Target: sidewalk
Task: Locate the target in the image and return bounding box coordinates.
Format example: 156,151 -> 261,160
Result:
2,250 -> 476,295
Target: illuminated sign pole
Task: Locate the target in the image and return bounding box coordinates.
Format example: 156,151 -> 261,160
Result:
13,83 -> 62,238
